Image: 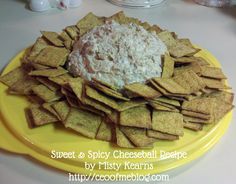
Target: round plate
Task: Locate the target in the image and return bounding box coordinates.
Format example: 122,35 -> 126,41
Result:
0,48 -> 233,175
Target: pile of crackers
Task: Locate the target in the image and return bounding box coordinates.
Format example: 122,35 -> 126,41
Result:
0,12 -> 234,148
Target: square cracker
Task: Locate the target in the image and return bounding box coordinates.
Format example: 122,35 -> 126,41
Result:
200,66 -> 226,79
183,121 -> 203,131
92,82 -> 129,101
153,97 -> 180,107
64,108 -> 102,139
120,126 -> 156,147
173,70 -> 205,93
26,106 -> 58,127
119,105 -> 152,129
201,77 -> 227,89
35,46 -> 69,67
152,110 -> 184,136
115,127 -> 135,148
85,85 -> 119,110
41,31 -> 64,47
183,115 -> 207,123
182,97 -> 214,115
52,101 -> 70,122
96,120 -> 113,141
117,99 -> 147,112
36,77 -> 60,92
32,84 -> 62,102
181,110 -> 211,120
82,96 -> 112,115
152,78 -> 190,95
49,73 -> 74,85
76,12 -> 105,36
27,37 -> 49,61
0,66 -> 28,87
9,76 -> 39,95
169,42 -> 200,58
162,54 -> 174,78
65,25 -> 80,40
29,67 -> 68,78
158,31 -> 177,48
147,130 -> 179,140
124,83 -> 161,99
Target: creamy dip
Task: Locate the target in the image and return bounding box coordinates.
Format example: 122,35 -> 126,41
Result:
68,21 -> 167,89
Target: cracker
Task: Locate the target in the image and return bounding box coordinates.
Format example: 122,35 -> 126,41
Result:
119,105 -> 152,128
173,70 -> 206,93
29,67 -> 68,77
158,31 -> 177,48
64,40 -> 74,51
173,57 -> 197,65
78,103 -> 104,116
174,62 -> 202,76
183,121 -> 203,131
192,57 -> 210,66
183,115 -> 207,123
27,37 -> 49,61
32,84 -> 62,102
177,38 -> 193,47
147,130 -> 179,140
36,77 -> 60,91
34,46 -> 69,67
106,11 -> 139,26
76,12 -> 105,36
65,25 -> 80,40
162,54 -> 174,78
92,78 -> 118,91
107,110 -> 119,124
212,101 -> 233,122
200,66 -> 227,79
120,126 -> 156,147
30,63 -> 51,70
169,42 -> 199,58
64,108 -> 102,138
51,101 -> 70,121
96,120 -> 113,141
85,85 -> 119,110
149,100 -> 177,109
201,77 -> 227,89
174,56 -> 209,66
68,78 -> 84,101
124,83 -> 161,99
152,78 -> 190,95
148,79 -> 169,95
181,110 -> 210,120
60,31 -> 72,42
82,97 -> 112,115
115,127 -> 135,148
49,73 -> 74,85
117,99 -> 147,111
0,66 -> 28,87
152,111 -> 184,136
41,31 -> 64,47
149,102 -> 179,112
26,106 -> 58,127
9,76 -> 39,95
204,91 -> 234,104
92,82 -> 129,101
42,102 -> 60,118
182,97 -> 214,115
153,97 -> 180,107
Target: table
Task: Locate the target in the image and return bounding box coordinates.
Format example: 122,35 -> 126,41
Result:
0,0 -> 236,183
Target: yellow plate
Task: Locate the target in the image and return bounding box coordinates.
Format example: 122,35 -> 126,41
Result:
0,48 -> 233,175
